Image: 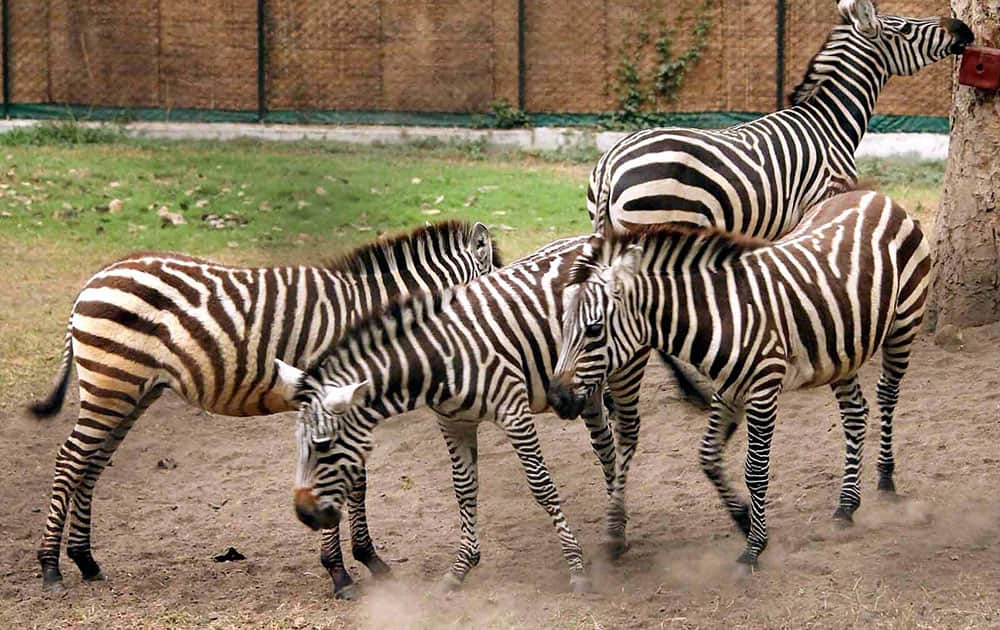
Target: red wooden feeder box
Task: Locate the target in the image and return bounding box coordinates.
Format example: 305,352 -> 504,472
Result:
958,46 -> 1000,90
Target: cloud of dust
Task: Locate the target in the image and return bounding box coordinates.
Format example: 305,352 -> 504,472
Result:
358,576 -> 525,630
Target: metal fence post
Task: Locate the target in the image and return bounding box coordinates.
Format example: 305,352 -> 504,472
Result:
775,0 -> 786,110
517,0 -> 525,111
1,0 -> 10,118
257,0 -> 267,122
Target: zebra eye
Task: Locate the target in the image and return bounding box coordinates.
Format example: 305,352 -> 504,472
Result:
312,436 -> 333,453
585,322 -> 603,336
898,23 -> 913,35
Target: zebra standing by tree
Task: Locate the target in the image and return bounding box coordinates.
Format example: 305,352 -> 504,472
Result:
548,191 -> 931,568
29,221 -> 499,597
275,235 -> 652,592
588,1 -> 971,236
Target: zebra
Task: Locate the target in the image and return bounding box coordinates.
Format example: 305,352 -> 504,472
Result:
28,220 -> 499,597
548,190 -> 931,568
274,235 -> 651,592
587,1 -> 972,237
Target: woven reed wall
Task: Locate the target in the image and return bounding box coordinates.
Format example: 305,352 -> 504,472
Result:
1,0 -> 954,118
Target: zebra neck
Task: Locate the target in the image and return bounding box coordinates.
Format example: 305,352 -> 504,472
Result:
327,290 -> 459,417
644,259 -> 752,379
795,46 -> 888,156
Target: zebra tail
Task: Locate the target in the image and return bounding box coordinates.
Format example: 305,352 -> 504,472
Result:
29,327 -> 74,419
659,352 -> 713,411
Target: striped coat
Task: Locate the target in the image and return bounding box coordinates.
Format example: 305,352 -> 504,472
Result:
550,191 -> 931,567
30,221 -> 498,597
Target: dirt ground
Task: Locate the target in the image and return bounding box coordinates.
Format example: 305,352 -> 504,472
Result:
2,323 -> 999,629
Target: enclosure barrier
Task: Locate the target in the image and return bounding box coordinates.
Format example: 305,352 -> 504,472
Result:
0,0 -> 952,132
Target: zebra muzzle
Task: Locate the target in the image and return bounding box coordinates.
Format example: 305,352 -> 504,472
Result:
294,487 -> 342,530
546,379 -> 586,420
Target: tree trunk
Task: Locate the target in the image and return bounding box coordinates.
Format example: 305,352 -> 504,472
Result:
928,0 -> 1000,330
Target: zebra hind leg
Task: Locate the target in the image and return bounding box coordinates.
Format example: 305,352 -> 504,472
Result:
699,397 -> 750,536
65,384 -> 163,583
737,394 -> 779,568
876,325 -> 918,496
830,376 -> 869,525
437,418 -> 481,590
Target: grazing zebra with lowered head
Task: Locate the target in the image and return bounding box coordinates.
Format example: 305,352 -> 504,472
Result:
549,191 -> 931,568
587,0 -> 972,236
275,235 -> 651,592
29,221 -> 499,597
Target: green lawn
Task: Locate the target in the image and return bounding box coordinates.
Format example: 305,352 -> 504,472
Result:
0,124 -> 947,402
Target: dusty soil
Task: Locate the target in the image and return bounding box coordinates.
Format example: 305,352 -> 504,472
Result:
2,325 -> 999,629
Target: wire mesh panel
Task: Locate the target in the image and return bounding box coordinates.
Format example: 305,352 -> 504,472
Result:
0,0 -> 962,123
8,0 -> 50,103
266,0 -> 383,111
380,0 -> 497,111
523,0 -> 607,112
159,0 -> 257,110
48,0 -> 159,107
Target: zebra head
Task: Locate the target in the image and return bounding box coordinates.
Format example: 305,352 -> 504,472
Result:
836,0 -> 973,75
276,359 -> 374,531
548,236 -> 644,420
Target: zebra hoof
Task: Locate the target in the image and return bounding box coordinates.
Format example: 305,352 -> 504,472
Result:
570,574 -> 594,594
877,478 -> 899,496
831,507 -> 855,527
41,569 -> 65,593
334,582 -> 359,601
735,551 -> 759,573
82,569 -> 107,582
602,537 -> 630,561
439,573 -> 463,593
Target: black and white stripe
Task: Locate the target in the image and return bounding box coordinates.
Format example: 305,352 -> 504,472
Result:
278,236 -> 650,592
588,2 -> 971,237
29,221 -> 498,596
550,191 -> 931,567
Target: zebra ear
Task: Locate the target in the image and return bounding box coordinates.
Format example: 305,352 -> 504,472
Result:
321,381 -> 370,415
471,222 -> 496,270
609,244 -> 643,296
838,0 -> 879,38
274,359 -> 307,398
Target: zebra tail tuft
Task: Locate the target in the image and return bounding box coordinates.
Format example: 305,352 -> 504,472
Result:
29,330 -> 74,419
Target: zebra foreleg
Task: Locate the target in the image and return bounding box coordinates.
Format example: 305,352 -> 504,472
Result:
501,413 -> 590,593
319,468 -> 391,599
347,468 -> 391,577
600,351 -> 648,560
831,377 -> 869,524
319,528 -> 356,599
737,394 -> 778,569
699,396 -> 750,536
580,391 -> 616,499
438,418 -> 481,590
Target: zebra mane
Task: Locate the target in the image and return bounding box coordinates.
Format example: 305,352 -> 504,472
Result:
307,286 -> 455,379
324,220 -> 502,275
569,226 -> 768,285
788,24 -> 857,106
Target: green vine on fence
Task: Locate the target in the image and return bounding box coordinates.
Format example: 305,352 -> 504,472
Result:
607,1 -> 715,130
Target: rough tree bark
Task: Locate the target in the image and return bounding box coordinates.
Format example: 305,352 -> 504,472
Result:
928,0 -> 1000,329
